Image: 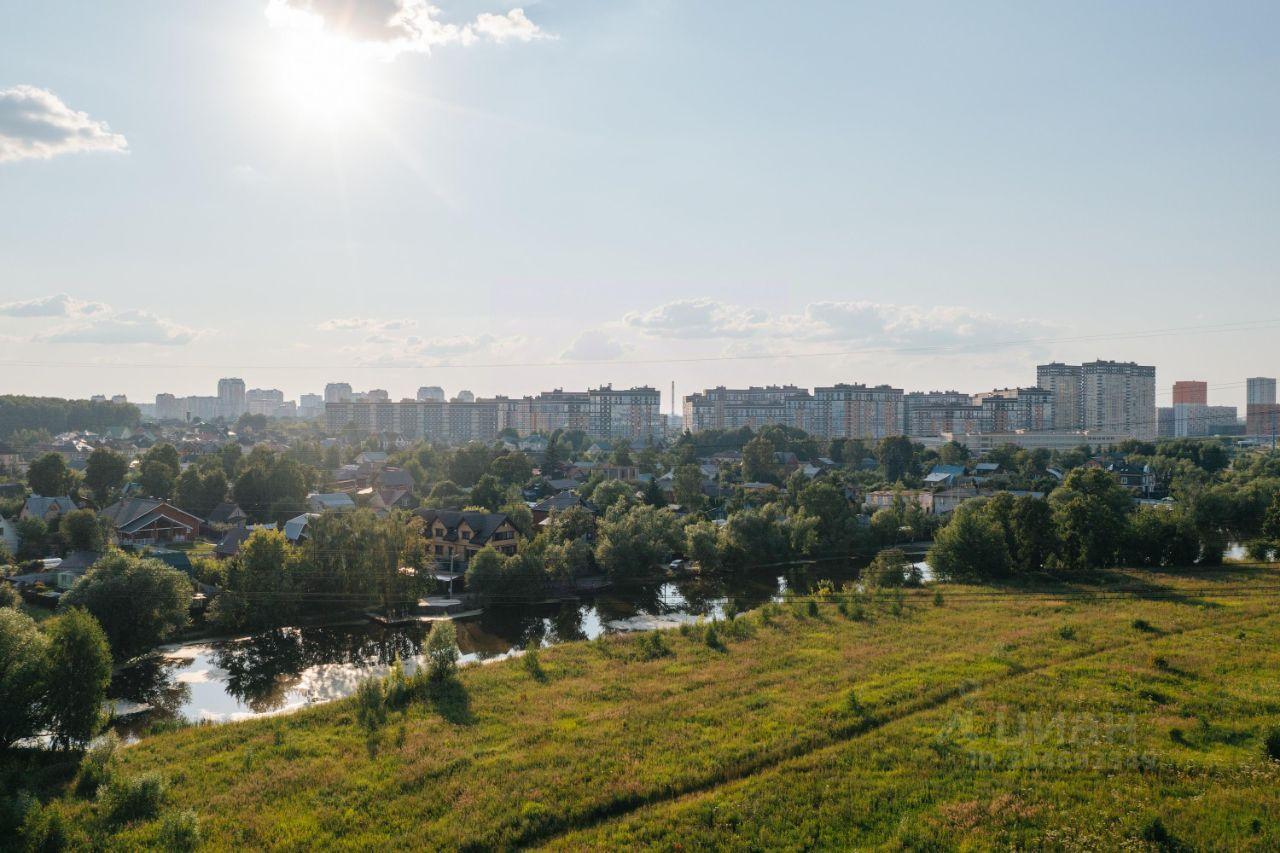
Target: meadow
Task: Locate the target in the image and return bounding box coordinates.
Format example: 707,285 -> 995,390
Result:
19,564 -> 1280,850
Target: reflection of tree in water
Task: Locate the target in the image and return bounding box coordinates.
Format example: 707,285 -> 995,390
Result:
110,655 -> 192,718
547,605 -> 586,643
214,629 -> 307,713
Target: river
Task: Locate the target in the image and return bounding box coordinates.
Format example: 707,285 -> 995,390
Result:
111,557 -> 918,736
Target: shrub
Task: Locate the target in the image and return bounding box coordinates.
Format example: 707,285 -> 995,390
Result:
1264,727 -> 1280,761
704,622 -> 724,652
932,590 -> 944,607
98,772 -> 167,826
0,582 -> 18,609
424,620 -> 460,682
20,802 -> 67,852
76,731 -> 121,798
636,631 -> 671,661
157,809 -> 201,852
806,599 -> 819,618
1151,654 -> 1169,671
522,642 -> 546,681
354,677 -> 388,732
384,657 -> 412,707
1057,625 -> 1077,640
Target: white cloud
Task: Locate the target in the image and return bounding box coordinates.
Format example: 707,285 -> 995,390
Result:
264,1 -> 550,59
473,9 -> 549,43
561,330 -> 626,362
625,298 -> 1052,350
318,317 -> 417,332
34,310 -> 199,346
0,86 -> 127,164
0,293 -> 107,318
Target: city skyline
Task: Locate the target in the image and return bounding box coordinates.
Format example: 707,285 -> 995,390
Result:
3,3 -> 1279,407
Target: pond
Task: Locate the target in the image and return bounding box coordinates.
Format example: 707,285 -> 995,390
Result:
111,557 -> 911,736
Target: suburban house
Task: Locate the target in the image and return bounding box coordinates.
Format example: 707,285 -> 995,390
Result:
924,464 -> 967,488
415,509 -> 522,565
214,523 -> 277,559
206,502 -> 248,528
21,495 -> 78,523
530,491 -> 590,524
283,513 -> 316,544
307,492 -> 356,513
1107,462 -> 1158,498
99,498 -> 204,545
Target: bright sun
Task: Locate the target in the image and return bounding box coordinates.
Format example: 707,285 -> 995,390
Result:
272,31 -> 381,124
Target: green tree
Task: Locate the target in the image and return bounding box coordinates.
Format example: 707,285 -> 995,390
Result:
741,435 -> 777,483
865,548 -> 921,587
876,436 -> 917,483
796,480 -> 858,553
718,505 -> 791,568
1049,468 -> 1133,572
927,500 -> 1011,581
448,444 -> 494,487
611,441 -> 633,466
61,552 -> 191,660
83,447 -> 129,502
590,480 -> 634,514
58,508 -> 107,553
424,620 -> 459,681
468,475 -> 508,513
544,506 -> 596,544
15,516 -> 49,560
1009,495 -> 1056,571
0,608 -> 49,749
489,452 -> 533,486
684,519 -> 721,572
426,480 -> 466,508
43,608 -> 112,750
174,465 -> 228,519
672,464 -> 705,511
464,547 -> 505,601
138,458 -> 178,501
936,441 -> 970,465
595,504 -> 683,579
27,452 -> 74,496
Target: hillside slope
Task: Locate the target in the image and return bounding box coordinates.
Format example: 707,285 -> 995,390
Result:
32,566 -> 1280,850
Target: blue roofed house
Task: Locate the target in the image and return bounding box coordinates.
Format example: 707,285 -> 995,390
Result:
923,465 -> 967,488
307,492 -> 357,513
21,495 -> 78,523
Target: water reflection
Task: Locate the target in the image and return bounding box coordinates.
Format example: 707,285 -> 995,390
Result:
110,559 -> 868,735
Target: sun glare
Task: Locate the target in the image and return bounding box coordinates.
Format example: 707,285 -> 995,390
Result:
272,30 -> 381,124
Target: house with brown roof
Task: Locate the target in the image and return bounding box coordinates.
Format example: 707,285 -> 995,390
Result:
415,509 -> 522,565
100,497 -> 204,545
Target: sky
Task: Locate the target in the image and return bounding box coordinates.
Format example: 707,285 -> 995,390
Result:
1,0 -> 1277,412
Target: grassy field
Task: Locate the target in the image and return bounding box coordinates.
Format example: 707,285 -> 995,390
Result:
22,565 -> 1280,850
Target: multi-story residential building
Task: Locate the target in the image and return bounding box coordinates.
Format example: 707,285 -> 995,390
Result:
1036,363 -> 1083,430
324,383 -> 353,404
217,378 -> 246,419
1157,407 -> 1175,438
246,388 -> 285,417
589,385 -> 661,442
812,384 -> 904,440
1174,402 -> 1210,438
1207,406 -> 1239,434
1247,377 -> 1277,406
1172,380 -> 1208,405
533,389 -> 591,434
299,394 -> 324,419
682,385 -> 806,433
417,386 -> 445,402
1081,360 -> 1156,439
155,393 -> 182,421
1247,404 -> 1280,440
903,391 -> 972,437
970,387 -> 1056,433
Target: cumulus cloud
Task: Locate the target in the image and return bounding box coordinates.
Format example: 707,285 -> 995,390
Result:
625,298 -> 1051,350
0,293 -> 106,318
0,86 -> 128,164
561,329 -> 627,362
264,0 -> 550,59
33,310 -> 199,346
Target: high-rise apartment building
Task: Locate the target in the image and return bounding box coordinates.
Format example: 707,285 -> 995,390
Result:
588,385 -> 662,443
324,383 -> 353,404
1247,377 -> 1277,406
812,384 -> 905,440
1172,380 -> 1208,405
1081,360 -> 1156,440
217,377 -> 246,419
417,386 -> 445,402
1036,363 -> 1083,430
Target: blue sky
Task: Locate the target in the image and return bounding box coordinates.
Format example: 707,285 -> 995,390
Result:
1,1 -> 1277,409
